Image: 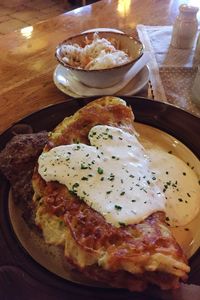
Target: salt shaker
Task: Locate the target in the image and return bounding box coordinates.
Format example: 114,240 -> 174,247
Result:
171,4 -> 199,49
191,66 -> 200,106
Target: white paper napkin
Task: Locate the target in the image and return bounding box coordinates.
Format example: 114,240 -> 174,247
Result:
137,25 -> 200,117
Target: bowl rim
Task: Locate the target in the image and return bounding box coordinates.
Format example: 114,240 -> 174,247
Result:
55,31 -> 144,73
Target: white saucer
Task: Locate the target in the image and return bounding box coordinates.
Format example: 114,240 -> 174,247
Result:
82,28 -> 124,34
53,64 -> 149,98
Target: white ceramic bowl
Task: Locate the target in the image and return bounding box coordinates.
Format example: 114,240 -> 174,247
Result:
55,31 -> 144,88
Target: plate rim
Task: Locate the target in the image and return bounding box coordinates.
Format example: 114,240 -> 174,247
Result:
1,96 -> 199,149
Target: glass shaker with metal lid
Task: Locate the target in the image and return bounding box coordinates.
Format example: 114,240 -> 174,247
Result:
171,4 -> 199,49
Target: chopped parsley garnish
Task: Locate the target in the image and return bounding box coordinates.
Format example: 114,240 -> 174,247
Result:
108,173 -> 115,181
72,183 -> 79,188
97,167 -> 104,174
115,205 -> 122,210
59,220 -> 64,226
118,222 -> 126,226
120,191 -> 125,196
81,163 -> 88,169
106,191 -> 112,194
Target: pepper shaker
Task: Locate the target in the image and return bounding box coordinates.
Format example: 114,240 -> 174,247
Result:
171,4 -> 199,49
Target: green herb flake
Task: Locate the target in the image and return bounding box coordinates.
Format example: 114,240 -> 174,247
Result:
97,167 -> 104,174
59,220 -> 64,226
72,183 -> 79,189
115,205 -> 122,210
118,222 -> 126,227
106,191 -> 112,194
81,163 -> 88,170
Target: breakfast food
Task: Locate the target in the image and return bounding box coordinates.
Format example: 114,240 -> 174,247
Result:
61,33 -> 131,70
32,96 -> 190,291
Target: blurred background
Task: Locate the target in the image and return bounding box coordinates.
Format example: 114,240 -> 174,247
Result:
0,0 -> 99,36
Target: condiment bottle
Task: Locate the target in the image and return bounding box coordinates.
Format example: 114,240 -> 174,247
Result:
171,4 -> 199,49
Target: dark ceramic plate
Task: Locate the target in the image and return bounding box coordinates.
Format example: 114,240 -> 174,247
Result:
0,96 -> 200,300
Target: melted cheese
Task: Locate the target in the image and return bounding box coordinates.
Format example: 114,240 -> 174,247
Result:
38,125 -> 165,227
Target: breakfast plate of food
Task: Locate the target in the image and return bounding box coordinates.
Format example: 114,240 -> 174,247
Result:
0,96 -> 199,299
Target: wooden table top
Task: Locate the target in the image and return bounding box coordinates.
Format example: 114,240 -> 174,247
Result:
0,0 -> 199,134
